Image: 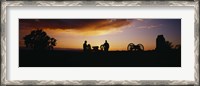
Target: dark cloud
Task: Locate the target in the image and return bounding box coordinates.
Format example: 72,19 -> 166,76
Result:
19,19 -> 135,36
19,19 -> 132,31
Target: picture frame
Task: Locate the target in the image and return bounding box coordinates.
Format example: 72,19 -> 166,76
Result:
1,0 -> 199,85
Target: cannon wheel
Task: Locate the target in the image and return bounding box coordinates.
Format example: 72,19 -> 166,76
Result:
137,44 -> 144,51
100,44 -> 104,51
127,43 -> 134,51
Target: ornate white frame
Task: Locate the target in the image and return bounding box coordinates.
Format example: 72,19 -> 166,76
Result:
1,1 -> 199,86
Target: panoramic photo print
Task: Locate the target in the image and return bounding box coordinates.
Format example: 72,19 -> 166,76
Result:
19,19 -> 181,67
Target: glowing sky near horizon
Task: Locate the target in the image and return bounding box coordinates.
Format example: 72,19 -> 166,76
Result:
19,19 -> 181,51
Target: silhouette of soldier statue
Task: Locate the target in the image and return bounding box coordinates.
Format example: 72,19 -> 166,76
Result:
83,41 -> 88,52
103,40 -> 109,52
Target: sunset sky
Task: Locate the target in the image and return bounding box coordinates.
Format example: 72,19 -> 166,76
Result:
19,19 -> 181,51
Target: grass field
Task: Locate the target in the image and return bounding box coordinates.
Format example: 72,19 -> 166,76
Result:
19,49 -> 181,67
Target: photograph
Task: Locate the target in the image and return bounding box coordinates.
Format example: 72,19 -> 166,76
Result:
19,19 -> 181,67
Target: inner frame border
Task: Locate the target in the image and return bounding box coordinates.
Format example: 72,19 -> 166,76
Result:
1,1 -> 199,86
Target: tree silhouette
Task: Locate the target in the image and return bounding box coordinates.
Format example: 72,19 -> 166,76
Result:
23,29 -> 57,50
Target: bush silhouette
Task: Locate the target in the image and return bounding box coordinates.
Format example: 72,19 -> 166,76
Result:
175,44 -> 181,50
165,41 -> 173,50
23,29 -> 57,50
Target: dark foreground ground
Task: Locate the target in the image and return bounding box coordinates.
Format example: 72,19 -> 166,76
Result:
19,49 -> 181,67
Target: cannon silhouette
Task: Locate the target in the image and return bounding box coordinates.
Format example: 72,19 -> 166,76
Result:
127,43 -> 144,51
